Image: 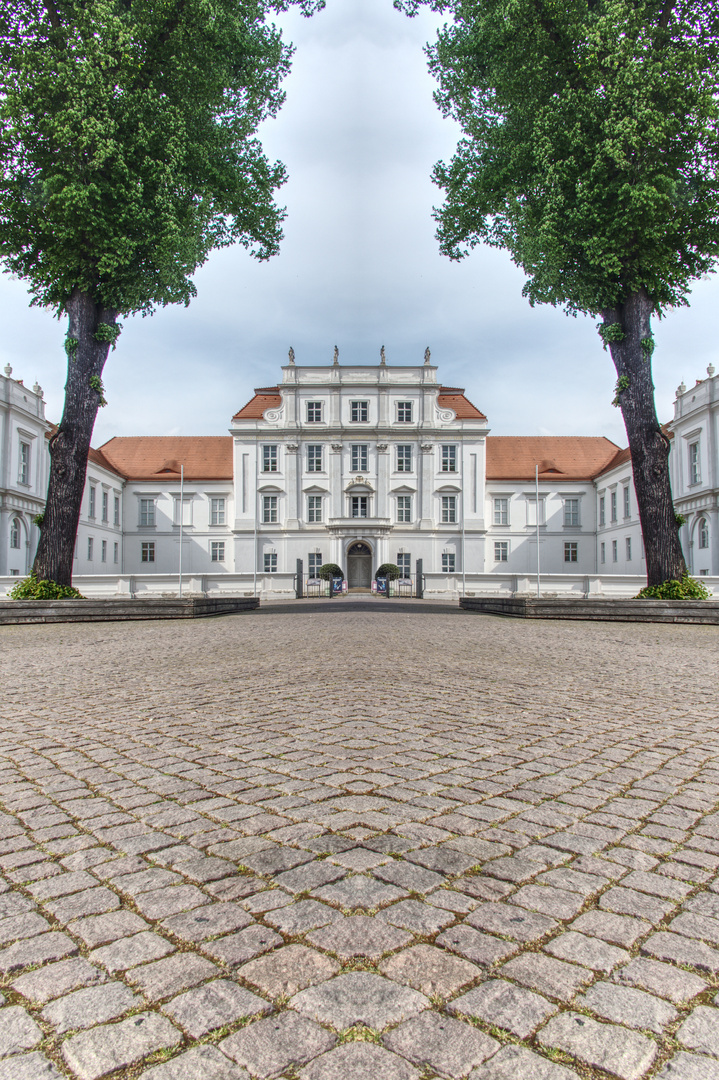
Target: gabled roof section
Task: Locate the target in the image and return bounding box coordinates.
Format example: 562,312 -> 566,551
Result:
594,424 -> 673,479
99,436 -> 233,481
438,386 -> 487,420
233,387 -> 281,420
486,436 -> 621,482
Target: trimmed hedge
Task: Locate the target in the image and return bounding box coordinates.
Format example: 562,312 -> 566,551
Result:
635,574 -> 710,601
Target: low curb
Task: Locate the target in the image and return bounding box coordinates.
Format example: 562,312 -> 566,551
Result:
0,597 -> 259,625
459,596 -> 719,624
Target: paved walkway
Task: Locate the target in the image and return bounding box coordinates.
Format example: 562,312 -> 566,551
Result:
0,604 -> 717,1080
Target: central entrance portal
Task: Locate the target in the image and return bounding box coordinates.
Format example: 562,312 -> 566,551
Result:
347,542 -> 372,590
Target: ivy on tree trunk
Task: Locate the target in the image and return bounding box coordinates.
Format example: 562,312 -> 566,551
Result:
33,291 -> 118,585
602,291 -> 685,586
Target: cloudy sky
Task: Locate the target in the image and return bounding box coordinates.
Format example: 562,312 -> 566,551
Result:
1,0 -> 717,448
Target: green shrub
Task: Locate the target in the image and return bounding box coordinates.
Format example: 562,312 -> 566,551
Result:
9,573 -> 84,600
375,563 -> 401,580
635,574 -> 710,601
317,563 -> 343,580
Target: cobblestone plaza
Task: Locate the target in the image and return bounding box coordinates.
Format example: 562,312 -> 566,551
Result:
0,599 -> 718,1079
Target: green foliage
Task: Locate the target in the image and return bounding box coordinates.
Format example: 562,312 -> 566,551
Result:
317,563 -> 343,580
598,323 -> 626,348
635,574 -> 710,600
93,323 -> 122,348
376,563 -> 401,579
64,335 -> 78,358
641,335 -> 655,358
0,0 -> 323,319
9,572 -> 84,600
398,0 -> 719,317
675,512 -> 687,527
89,375 -> 107,406
612,375 -> 631,406
32,512 -> 44,528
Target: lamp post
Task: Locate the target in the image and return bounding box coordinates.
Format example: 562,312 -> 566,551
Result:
178,464 -> 184,599
535,464 -> 541,598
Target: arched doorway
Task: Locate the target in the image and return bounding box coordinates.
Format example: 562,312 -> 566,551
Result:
347,542 -> 372,590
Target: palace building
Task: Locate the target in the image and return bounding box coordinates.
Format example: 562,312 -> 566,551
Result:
1,354 -> 717,593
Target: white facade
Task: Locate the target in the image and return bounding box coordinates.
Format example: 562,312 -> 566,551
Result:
230,361 -> 488,585
2,357 -> 718,593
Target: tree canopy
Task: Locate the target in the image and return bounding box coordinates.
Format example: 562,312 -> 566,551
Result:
397,0 -> 719,319
0,0 -> 321,319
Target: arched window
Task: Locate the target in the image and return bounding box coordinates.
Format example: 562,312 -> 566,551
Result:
698,518 -> 709,550
10,518 -> 21,549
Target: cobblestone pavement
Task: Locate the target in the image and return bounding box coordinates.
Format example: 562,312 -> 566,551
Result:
0,598 -> 718,1080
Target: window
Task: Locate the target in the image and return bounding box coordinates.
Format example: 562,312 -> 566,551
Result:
141,542 -> 155,563
397,401 -> 413,423
442,553 -> 456,573
396,445 -> 412,472
174,498 -> 191,527
599,496 -> 605,527
263,445 -> 278,472
89,486 -> 96,519
351,444 -> 368,472
101,539 -> 107,563
139,498 -> 155,527
699,518 -> 709,549
264,552 -> 278,573
210,497 -> 226,525
114,496 -> 120,526
441,496 -> 457,523
307,496 -> 323,523
495,541 -> 509,562
308,553 -> 323,577
262,496 -> 278,523
351,496 -> 368,518
307,445 -> 323,473
564,498 -> 580,527
527,499 -> 546,526
351,400 -> 369,422
610,491 -> 617,522
623,486 -> 630,519
626,537 -> 632,560
600,542 -> 606,564
306,401 -> 323,423
689,442 -> 700,485
441,445 -> 457,472
211,541 -> 225,562
10,519 -> 20,549
113,542 -> 119,564
397,553 -> 411,577
87,537 -> 94,561
397,496 -> 412,523
18,441 -> 30,485
102,491 -> 109,522
564,542 -> 578,563
494,498 -> 508,526
612,539 -> 618,562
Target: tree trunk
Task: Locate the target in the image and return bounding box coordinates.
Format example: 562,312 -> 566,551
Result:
601,289 -> 686,587
33,289 -> 119,585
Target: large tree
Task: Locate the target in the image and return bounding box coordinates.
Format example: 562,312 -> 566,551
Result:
1,0 -> 319,586
399,0 -> 719,585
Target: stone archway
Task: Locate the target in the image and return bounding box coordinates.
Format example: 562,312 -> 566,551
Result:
347,542 -> 372,589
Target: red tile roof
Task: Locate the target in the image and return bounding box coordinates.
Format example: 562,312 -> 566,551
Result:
232,385 -> 487,421
233,388 -> 281,420
438,387 -> 487,420
99,436 -> 233,481
486,436 -> 621,482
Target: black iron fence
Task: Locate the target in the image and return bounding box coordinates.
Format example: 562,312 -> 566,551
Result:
294,561 -> 425,599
